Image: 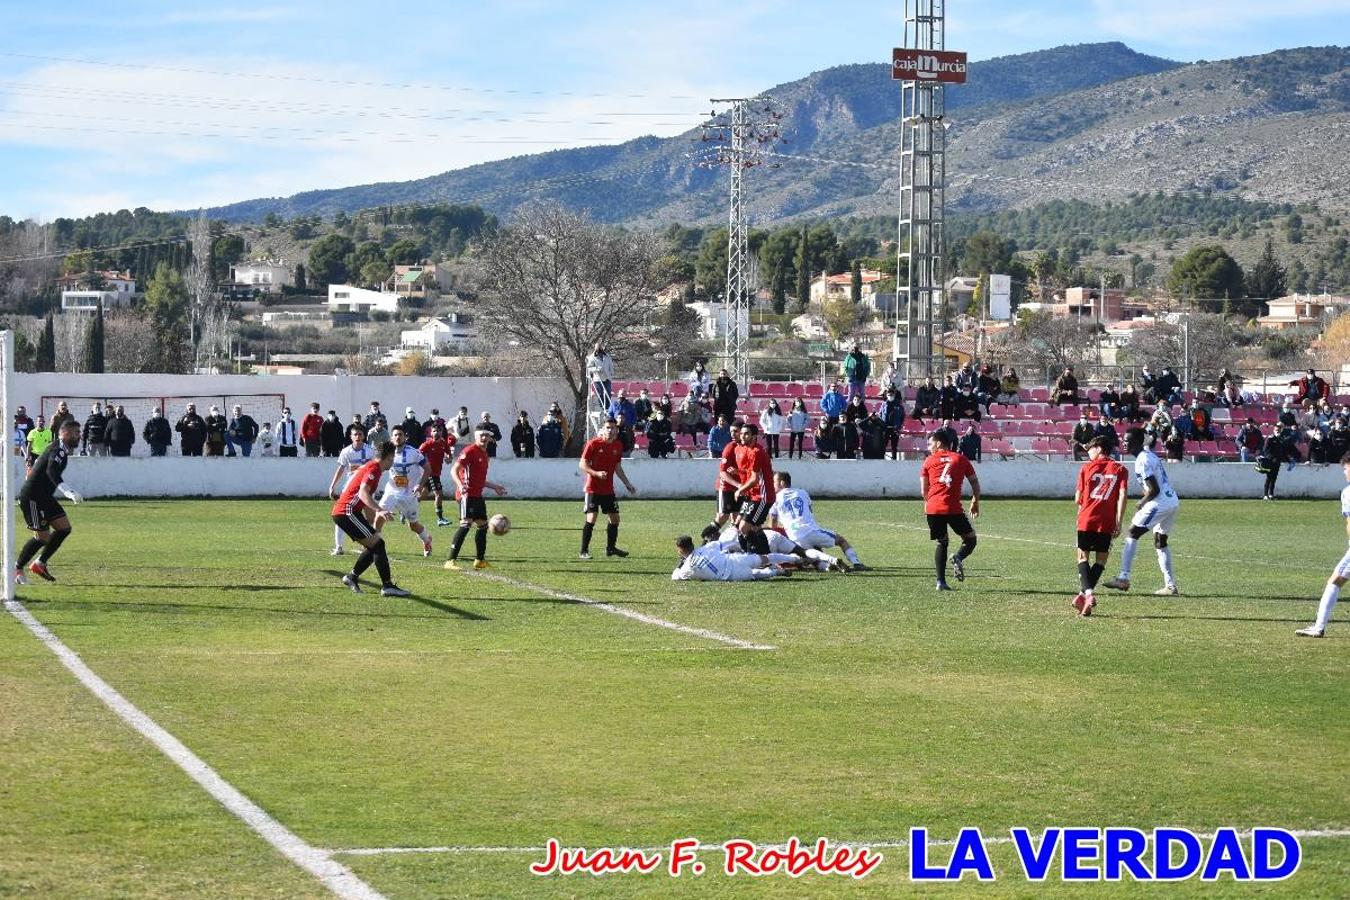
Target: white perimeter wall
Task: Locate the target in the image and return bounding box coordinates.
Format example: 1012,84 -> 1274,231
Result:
19,456 -> 1345,500
13,373 -> 575,432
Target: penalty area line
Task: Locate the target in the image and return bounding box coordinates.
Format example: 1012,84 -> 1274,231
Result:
327,828 -> 1350,856
4,598 -> 386,900
465,570 -> 777,651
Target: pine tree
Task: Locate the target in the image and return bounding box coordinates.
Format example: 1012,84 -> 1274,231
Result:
1247,237 -> 1287,301
36,314 -> 55,371
84,302 -> 105,373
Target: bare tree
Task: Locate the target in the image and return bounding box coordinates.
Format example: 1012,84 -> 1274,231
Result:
104,310 -> 159,373
1003,312 -> 1096,379
54,314 -> 89,373
1123,313 -> 1241,385
187,211 -> 221,370
472,204 -> 663,454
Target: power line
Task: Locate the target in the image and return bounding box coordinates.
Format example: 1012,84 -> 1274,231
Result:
0,51 -> 705,101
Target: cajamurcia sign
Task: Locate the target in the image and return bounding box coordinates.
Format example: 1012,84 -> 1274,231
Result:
892,48 -> 968,83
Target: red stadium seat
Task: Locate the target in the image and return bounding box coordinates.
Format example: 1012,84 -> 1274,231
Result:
805,384 -> 825,399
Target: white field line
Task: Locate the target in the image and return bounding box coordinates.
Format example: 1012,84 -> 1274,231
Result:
5,599 -> 386,900
84,646 -> 750,657
867,521 -> 1327,573
465,570 -> 777,651
327,828 -> 1350,857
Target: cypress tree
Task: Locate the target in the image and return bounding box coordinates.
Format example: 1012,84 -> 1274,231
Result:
84,302 -> 105,373
795,225 -> 810,308
36,314 -> 55,371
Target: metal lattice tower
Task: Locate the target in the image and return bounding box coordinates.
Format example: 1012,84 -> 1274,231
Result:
895,0 -> 949,382
694,98 -> 785,391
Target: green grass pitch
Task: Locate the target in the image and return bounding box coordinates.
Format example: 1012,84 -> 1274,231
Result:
2,496 -> 1347,898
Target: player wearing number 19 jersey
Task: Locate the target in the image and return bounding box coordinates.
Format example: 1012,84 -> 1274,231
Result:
919,431 -> 981,591
1104,427 -> 1181,595
1296,450 -> 1350,638
1071,437 -> 1128,616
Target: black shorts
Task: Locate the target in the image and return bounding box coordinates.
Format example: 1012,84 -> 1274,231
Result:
332,512 -> 375,542
926,513 -> 974,541
459,496 -> 488,522
716,490 -> 739,516
584,493 -> 619,515
21,495 -> 65,531
426,474 -> 443,495
1077,530 -> 1113,553
739,497 -> 772,527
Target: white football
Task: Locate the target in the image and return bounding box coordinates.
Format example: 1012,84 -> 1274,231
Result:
489,513 -> 511,536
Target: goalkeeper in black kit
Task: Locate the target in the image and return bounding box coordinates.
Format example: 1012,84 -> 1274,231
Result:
15,420 -> 84,584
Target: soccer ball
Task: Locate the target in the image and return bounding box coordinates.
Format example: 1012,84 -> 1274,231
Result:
489,514 -> 511,536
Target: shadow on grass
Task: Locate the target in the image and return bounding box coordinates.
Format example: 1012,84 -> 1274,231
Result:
22,597 -> 492,622
400,595 -> 489,620
1097,613 -> 1310,623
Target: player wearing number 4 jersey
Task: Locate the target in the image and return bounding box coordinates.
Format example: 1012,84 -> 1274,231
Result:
1103,427 -> 1181,595
768,471 -> 866,570
919,431 -> 981,591
1071,437 -> 1129,616
1296,450 -> 1350,638
578,419 -> 636,559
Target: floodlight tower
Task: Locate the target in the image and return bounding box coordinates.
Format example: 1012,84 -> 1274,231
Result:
892,0 -> 966,382
695,98 -> 785,390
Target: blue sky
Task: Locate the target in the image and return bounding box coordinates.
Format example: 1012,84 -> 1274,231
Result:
0,0 -> 1345,219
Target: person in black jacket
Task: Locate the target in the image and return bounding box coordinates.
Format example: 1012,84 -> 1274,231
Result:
1093,417 -> 1120,458
203,405 -> 228,456
537,412 -> 564,458
225,404 -> 259,457
143,408 -> 172,456
478,411 -> 502,458
82,402 -> 109,456
711,369 -> 739,422
859,412 -> 888,459
913,377 -> 940,419
1072,412 -> 1097,461
1260,428 -> 1288,500
176,403 -> 206,456
938,375 -> 959,420
105,405 -> 136,456
958,423 -> 982,462
645,408 -> 674,458
510,411 -> 536,458
399,408 -> 423,443
320,411 -> 345,457
880,388 -> 906,459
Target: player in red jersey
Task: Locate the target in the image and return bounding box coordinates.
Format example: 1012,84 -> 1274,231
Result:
578,418 -> 638,559
330,441 -> 409,597
711,435 -> 741,532
919,430 -> 982,591
444,424 -> 508,571
731,423 -> 776,550
417,422 -> 456,526
1071,436 -> 1129,616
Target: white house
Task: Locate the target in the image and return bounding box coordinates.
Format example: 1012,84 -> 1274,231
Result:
400,314 -> 474,351
688,301 -> 750,341
57,269 -> 137,314
790,313 -> 829,340
327,284 -> 399,316
230,260 -> 292,292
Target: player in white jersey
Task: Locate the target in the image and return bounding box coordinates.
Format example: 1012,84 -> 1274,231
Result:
379,424 -> 433,557
1103,426 -> 1181,595
670,535 -> 796,581
328,424 -> 377,555
768,471 -> 868,570
701,524 -> 846,573
1296,450 -> 1350,637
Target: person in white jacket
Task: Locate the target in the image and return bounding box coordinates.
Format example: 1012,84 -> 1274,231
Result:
686,361 -> 711,402
759,398 -> 784,458
786,398 -> 810,459
585,345 -> 614,408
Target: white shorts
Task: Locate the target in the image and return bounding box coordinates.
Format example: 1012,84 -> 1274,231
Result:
1131,500 -> 1178,535
1334,546 -> 1350,580
790,527 -> 839,551
379,491 -> 420,524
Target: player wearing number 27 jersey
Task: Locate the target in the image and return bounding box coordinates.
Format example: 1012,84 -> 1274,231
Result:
1071,437 -> 1129,616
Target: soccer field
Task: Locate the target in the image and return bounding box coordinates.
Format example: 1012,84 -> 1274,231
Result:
2,497 -> 1347,898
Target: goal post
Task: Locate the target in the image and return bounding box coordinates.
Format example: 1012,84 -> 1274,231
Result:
2,331 -> 14,602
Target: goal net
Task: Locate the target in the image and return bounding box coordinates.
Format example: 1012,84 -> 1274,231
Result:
39,393 -> 287,456
2,331 -> 13,601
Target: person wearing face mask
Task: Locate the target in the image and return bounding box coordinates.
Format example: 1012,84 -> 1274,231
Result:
82,402 -> 109,457
143,408 -> 172,457
320,410 -> 345,457
176,403 -> 206,456
275,407 -> 300,458
203,405 -> 228,456
105,405 -> 136,457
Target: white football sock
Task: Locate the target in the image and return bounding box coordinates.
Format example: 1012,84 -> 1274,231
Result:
1156,546 -> 1176,586
751,567 -> 778,580
1118,537 -> 1139,580
803,548 -> 833,565
334,525 -> 345,550
1314,582 -> 1340,631
765,552 -> 799,566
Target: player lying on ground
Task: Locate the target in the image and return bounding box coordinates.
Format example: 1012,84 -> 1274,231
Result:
331,440 -> 409,597
1071,436 -> 1129,616
701,524 -> 847,573
1296,449 -> 1350,638
671,535 -> 798,581
1104,426 -> 1181,596
768,471 -> 868,571
14,419 -> 83,585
